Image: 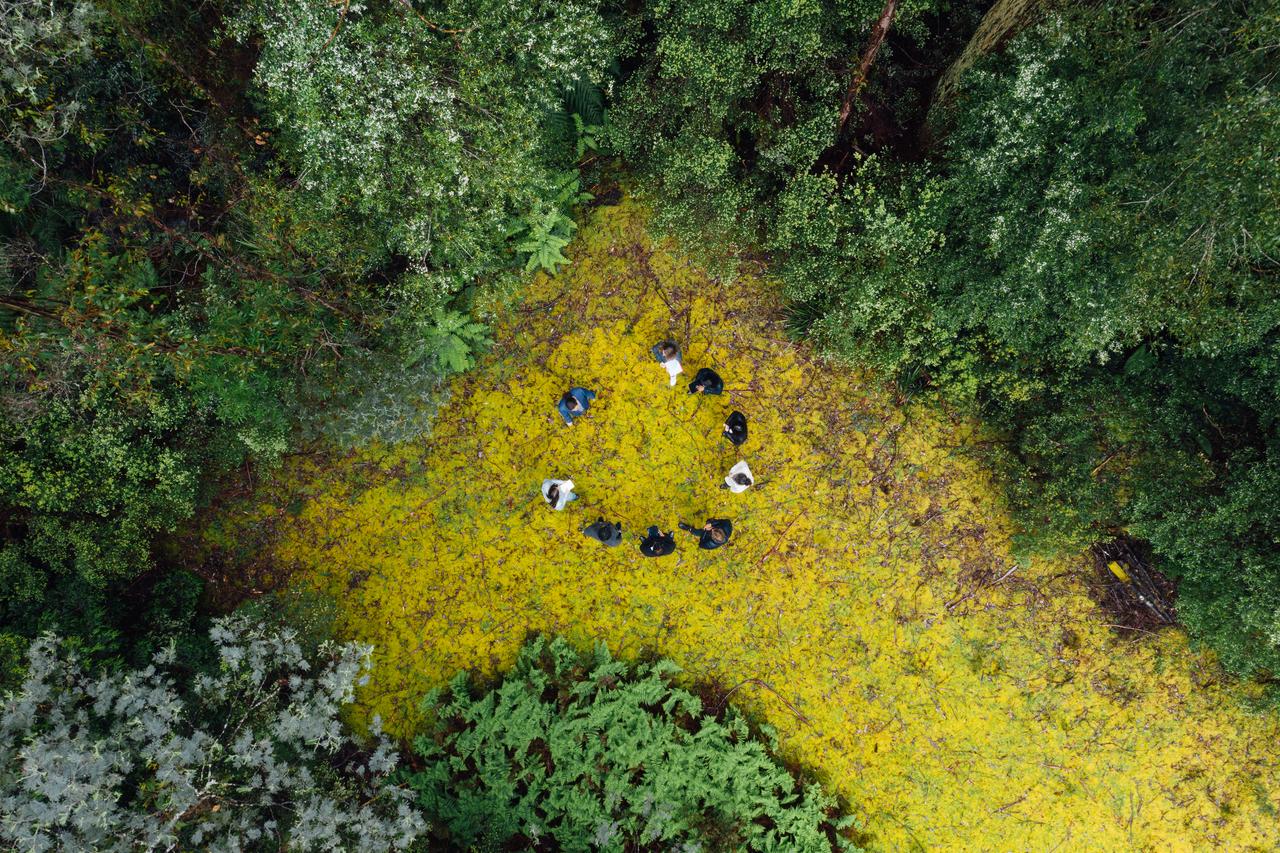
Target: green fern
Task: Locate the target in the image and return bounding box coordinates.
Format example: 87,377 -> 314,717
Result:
564,77 -> 605,127
545,78 -> 609,162
572,112 -> 604,159
515,210 -> 574,274
425,309 -> 491,373
408,637 -> 859,852
510,173 -> 592,275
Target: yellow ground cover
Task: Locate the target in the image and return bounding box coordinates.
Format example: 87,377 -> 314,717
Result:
215,200 -> 1280,850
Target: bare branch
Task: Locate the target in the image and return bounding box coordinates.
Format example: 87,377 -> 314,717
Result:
835,0 -> 898,137
395,0 -> 471,36
319,0 -> 351,52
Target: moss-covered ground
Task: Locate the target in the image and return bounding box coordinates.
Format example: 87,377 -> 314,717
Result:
203,200 -> 1280,851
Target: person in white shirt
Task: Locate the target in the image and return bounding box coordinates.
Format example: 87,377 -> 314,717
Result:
541,478 -> 577,510
651,340 -> 684,387
720,460 -> 754,493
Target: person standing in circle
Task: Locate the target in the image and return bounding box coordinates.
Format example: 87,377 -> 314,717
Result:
723,411 -> 748,446
651,340 -> 684,387
541,478 -> 577,510
583,517 -> 624,547
639,526 -> 677,557
720,460 -> 754,493
687,367 -> 723,396
678,518 -> 733,550
557,387 -> 597,426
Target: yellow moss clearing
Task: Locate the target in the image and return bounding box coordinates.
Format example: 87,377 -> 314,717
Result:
221,200 -> 1280,851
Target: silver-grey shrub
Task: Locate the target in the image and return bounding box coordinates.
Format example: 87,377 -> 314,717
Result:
0,615 -> 425,852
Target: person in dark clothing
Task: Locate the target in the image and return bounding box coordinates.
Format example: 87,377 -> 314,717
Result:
583,517 -> 624,547
557,387 -> 597,426
639,526 -> 677,557
687,367 -> 723,396
678,518 -> 733,550
723,411 -> 748,446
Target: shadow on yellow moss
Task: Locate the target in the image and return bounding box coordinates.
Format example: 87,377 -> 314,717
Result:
216,200 -> 1280,851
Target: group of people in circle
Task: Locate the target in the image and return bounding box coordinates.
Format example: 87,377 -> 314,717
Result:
540,339 -> 756,558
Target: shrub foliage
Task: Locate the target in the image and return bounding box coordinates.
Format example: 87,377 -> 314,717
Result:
0,0 -> 609,657
410,636 -> 854,852
0,615 -> 424,851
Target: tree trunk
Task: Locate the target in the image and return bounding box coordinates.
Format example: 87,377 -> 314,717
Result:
922,0 -> 1047,142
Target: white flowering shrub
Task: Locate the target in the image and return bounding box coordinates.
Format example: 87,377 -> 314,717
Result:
0,615 -> 426,852
229,0 -> 614,298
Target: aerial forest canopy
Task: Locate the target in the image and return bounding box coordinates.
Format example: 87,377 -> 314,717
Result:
1,0 -> 1278,848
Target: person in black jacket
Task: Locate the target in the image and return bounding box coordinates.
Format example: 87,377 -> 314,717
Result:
723,411 -> 747,446
639,526 -> 677,557
583,518 -> 623,547
687,367 -> 724,395
678,518 -> 733,550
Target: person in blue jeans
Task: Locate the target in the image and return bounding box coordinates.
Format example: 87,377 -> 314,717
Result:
651,340 -> 684,387
678,518 -> 733,550
557,387 -> 597,426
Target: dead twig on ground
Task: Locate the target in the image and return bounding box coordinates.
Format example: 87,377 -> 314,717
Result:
945,563 -> 1019,611
714,678 -> 812,726
752,513 -> 805,574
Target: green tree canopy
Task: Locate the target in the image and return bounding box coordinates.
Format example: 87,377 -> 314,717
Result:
230,0 -> 614,293
797,2 -> 1280,676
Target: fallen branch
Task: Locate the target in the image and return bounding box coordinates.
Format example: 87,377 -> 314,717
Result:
751,512 -> 804,573
945,563 -> 1019,611
1104,623 -> 1159,636
991,792 -> 1028,815
714,678 -> 812,726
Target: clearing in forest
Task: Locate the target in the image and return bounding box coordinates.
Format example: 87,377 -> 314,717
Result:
206,200 -> 1280,850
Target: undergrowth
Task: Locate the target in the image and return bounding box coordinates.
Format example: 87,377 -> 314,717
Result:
203,199 -> 1280,851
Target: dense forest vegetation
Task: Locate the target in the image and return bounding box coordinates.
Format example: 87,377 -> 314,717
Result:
2,0 -> 1278,847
